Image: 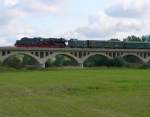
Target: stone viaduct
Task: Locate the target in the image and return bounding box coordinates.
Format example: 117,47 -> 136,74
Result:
0,47 -> 150,68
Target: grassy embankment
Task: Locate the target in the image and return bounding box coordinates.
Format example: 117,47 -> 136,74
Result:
0,68 -> 150,117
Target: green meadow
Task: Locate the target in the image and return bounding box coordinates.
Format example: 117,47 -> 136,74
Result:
0,68 -> 150,117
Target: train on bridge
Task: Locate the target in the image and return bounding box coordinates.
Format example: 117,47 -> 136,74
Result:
15,37 -> 150,49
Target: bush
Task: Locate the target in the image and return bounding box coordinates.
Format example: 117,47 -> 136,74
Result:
3,56 -> 23,69
0,66 -> 17,72
46,55 -> 78,68
138,63 -> 150,69
22,56 -> 38,65
45,59 -> 54,67
107,58 -> 125,67
84,55 -> 110,67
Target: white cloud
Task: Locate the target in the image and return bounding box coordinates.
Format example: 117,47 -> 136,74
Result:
73,0 -> 150,40
1,0 -> 62,13
106,0 -> 150,18
74,11 -> 143,39
17,0 -> 61,13
4,0 -> 18,6
0,0 -> 150,46
0,0 -> 63,46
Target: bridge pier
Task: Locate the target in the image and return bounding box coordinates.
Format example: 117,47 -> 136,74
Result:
78,60 -> 84,68
80,63 -> 84,69
39,63 -> 46,69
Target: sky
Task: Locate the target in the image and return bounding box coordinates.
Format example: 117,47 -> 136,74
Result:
0,0 -> 150,46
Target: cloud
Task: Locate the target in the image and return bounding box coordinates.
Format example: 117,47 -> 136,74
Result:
0,0 -> 150,46
1,0 -> 62,13
74,11 -> 143,39
16,0 -> 61,14
0,0 -> 63,46
73,0 -> 150,40
105,0 -> 150,18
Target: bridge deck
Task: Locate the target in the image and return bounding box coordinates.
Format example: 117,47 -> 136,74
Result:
0,47 -> 150,52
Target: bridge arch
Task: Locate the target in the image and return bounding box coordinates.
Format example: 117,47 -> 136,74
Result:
121,53 -> 145,63
1,52 -> 41,65
82,53 -> 112,64
45,52 -> 81,65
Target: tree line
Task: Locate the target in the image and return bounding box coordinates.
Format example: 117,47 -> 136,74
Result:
109,35 -> 150,42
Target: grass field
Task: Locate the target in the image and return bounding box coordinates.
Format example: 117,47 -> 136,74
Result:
0,68 -> 150,117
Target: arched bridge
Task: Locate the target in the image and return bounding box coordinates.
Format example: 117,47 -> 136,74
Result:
0,47 -> 150,68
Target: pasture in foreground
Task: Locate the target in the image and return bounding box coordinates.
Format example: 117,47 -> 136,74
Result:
0,68 -> 150,117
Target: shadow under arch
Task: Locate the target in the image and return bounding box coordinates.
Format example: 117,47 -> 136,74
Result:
83,53 -> 111,67
2,52 -> 41,67
121,54 -> 144,64
45,53 -> 80,67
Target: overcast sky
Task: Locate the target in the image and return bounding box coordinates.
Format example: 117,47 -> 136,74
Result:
0,0 -> 150,46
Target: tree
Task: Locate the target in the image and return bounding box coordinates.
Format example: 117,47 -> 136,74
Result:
123,55 -> 142,64
45,59 -> 54,67
46,55 -> 78,67
4,56 -> 22,69
110,58 -> 125,67
22,55 -> 37,65
123,35 -> 142,42
84,55 -> 110,67
141,35 -> 150,42
109,38 -> 120,42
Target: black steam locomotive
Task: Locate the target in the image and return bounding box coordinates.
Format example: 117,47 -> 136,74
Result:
15,37 -> 66,48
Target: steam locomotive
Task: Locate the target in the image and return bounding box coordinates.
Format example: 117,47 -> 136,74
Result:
15,37 -> 66,48
15,37 -> 150,49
